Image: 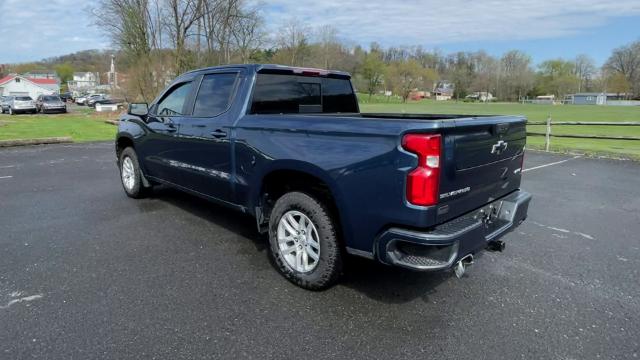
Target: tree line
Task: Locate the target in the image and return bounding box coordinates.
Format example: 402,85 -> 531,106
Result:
3,0 -> 639,103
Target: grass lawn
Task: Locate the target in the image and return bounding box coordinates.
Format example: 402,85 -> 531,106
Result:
0,111 -> 117,142
1,98 -> 639,159
359,94 -> 640,159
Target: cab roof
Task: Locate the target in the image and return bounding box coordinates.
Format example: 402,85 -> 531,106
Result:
183,64 -> 351,79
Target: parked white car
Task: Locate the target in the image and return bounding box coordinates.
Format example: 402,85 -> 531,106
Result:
77,94 -> 106,106
7,96 -> 37,115
75,95 -> 89,105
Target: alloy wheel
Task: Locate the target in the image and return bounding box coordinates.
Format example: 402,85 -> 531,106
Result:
277,210 -> 321,273
121,156 -> 136,191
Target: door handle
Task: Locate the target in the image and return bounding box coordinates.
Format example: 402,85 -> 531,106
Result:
166,126 -> 177,132
211,129 -> 227,138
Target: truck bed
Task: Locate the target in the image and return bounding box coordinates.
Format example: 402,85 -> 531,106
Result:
359,113 -> 498,120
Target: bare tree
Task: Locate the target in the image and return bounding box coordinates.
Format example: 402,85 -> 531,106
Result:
94,0 -> 158,56
201,0 -> 243,65
93,0 -> 164,101
315,25 -> 340,69
163,0 -> 205,74
470,51 -> 498,101
500,50 -> 534,101
231,3 -> 265,63
605,40 -> 640,96
275,19 -> 311,66
573,54 -> 596,92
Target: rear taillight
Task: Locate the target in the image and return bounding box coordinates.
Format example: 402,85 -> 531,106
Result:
402,134 -> 441,206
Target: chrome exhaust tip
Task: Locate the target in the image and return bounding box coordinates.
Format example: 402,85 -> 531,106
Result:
454,254 -> 474,279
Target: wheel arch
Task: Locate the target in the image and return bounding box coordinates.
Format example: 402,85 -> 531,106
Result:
252,161 -> 347,239
115,134 -> 135,160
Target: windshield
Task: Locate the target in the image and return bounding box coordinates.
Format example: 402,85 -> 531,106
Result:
15,96 -> 32,101
43,96 -> 61,101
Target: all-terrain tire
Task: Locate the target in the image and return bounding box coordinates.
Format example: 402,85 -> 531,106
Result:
118,147 -> 152,199
268,191 -> 343,290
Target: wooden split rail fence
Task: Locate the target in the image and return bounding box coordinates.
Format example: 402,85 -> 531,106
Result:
526,117 -> 640,151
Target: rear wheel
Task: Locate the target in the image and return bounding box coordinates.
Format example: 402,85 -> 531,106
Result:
268,192 -> 343,290
119,147 -> 152,198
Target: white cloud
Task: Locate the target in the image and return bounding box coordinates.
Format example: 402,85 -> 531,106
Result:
0,0 -> 107,63
262,0 -> 640,46
0,0 -> 638,63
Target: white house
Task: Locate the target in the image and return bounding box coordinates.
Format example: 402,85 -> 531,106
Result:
0,75 -> 59,100
67,72 -> 99,95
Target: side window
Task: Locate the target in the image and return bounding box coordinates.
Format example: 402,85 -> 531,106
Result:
321,78 -> 358,113
251,74 -> 319,114
250,74 -> 356,114
156,82 -> 193,116
192,73 -> 238,117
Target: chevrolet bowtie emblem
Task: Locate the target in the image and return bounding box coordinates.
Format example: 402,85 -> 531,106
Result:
491,140 -> 508,155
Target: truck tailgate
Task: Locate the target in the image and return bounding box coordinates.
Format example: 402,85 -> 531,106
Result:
436,116 -> 526,224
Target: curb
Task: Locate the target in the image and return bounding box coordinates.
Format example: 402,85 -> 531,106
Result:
0,137 -> 73,147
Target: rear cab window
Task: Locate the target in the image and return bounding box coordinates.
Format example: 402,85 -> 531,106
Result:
250,72 -> 358,114
192,73 -> 239,117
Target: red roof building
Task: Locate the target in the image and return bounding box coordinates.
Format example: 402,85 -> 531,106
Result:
0,75 -> 60,99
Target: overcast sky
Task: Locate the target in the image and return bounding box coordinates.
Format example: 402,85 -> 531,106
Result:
0,0 -> 638,65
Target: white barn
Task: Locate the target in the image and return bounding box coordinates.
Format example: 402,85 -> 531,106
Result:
0,75 -> 60,100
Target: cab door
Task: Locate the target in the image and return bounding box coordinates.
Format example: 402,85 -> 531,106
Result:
138,80 -> 196,184
172,70 -> 242,203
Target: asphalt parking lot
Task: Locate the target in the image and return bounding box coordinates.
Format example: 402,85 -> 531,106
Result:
1,142 -> 638,359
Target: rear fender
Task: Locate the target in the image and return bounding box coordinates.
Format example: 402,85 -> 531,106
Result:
250,160 -> 349,235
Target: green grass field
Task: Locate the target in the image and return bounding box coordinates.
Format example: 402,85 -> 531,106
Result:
0,111 -> 116,142
1,98 -> 639,159
359,94 -> 640,159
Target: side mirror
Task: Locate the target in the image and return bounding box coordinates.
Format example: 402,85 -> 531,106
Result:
128,103 -> 149,116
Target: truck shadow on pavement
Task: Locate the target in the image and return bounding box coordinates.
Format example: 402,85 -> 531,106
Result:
341,257 -> 451,304
150,186 -> 451,304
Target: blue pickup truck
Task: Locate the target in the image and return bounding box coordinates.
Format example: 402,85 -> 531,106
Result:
116,64 -> 531,290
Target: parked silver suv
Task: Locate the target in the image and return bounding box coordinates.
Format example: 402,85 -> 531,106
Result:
36,95 -> 67,113
0,96 -> 14,113
7,96 -> 37,115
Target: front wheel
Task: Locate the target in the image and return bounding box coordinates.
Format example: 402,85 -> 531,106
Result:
268,192 -> 343,290
119,147 -> 152,198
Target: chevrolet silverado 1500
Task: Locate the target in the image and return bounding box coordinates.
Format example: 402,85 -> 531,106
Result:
116,64 -> 531,290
